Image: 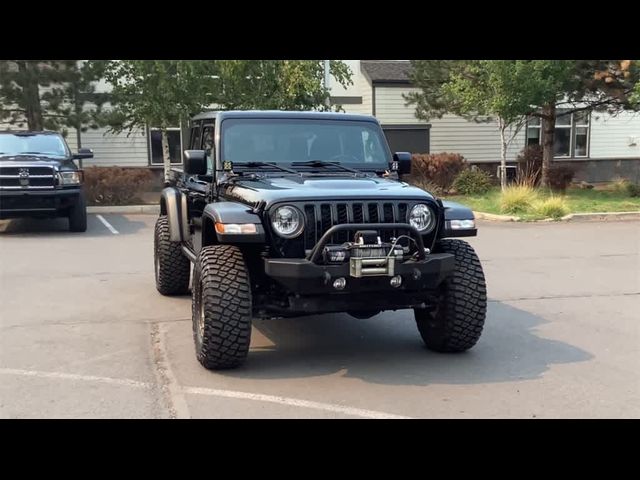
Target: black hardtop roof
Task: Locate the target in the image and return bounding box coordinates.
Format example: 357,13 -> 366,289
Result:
191,110 -> 380,123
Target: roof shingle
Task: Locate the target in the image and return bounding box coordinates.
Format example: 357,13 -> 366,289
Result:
361,61 -> 412,83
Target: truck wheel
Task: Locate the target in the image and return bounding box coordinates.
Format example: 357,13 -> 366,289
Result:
192,245 -> 252,370
154,215 -> 190,295
415,239 -> 487,352
68,191 -> 87,232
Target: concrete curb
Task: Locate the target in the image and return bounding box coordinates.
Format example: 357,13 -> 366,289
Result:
87,205 -> 160,215
473,211 -> 520,222
474,210 -> 640,222
560,211 -> 640,222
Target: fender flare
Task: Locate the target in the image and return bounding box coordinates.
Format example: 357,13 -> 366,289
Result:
439,200 -> 477,238
202,202 -> 265,245
160,187 -> 189,242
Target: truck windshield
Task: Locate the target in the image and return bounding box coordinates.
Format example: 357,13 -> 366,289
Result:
0,133 -> 68,158
221,119 -> 392,169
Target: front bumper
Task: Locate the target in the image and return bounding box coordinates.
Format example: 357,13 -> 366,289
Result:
263,253 -> 454,316
264,253 -> 455,296
0,188 -> 81,218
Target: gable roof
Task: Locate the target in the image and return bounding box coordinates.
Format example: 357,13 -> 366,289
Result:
361,61 -> 412,84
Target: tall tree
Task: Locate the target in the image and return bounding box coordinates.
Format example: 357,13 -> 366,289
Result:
0,60 -> 106,137
101,60 -> 353,182
210,60 -> 352,111
101,60 -> 212,183
407,60 -> 640,186
406,60 -> 543,189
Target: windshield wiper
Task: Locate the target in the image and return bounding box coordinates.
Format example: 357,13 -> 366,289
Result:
236,161 -> 299,175
291,160 -> 362,174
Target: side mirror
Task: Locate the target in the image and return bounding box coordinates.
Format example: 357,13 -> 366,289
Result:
73,148 -> 94,159
184,150 -> 207,175
392,152 -> 412,175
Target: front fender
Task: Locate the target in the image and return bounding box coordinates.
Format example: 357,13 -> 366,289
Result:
160,187 -> 189,242
439,200 -> 477,238
202,202 -> 266,244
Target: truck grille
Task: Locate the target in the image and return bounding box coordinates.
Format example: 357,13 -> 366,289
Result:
299,201 -> 410,249
0,165 -> 56,190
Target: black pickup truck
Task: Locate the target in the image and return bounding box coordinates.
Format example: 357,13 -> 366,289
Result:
155,110 -> 487,370
0,131 -> 93,231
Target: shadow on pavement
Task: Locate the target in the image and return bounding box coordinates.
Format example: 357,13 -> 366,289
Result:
0,214 -> 147,237
222,301 -> 592,386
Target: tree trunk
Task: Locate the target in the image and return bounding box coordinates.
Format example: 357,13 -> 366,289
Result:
17,61 -> 43,131
161,127 -> 172,185
499,118 -> 508,190
540,102 -> 556,188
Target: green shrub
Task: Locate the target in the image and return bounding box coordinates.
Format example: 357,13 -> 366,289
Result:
84,166 -> 154,206
408,152 -> 467,193
626,182 -> 640,197
499,185 -> 538,214
533,196 -> 570,219
547,165 -> 576,192
452,168 -> 493,195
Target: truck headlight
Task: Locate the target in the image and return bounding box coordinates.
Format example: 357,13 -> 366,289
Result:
58,171 -> 83,185
271,206 -> 304,238
409,204 -> 435,233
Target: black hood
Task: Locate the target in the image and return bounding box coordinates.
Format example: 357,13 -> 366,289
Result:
221,174 -> 435,208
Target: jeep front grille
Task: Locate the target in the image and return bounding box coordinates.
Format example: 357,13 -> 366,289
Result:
300,201 -> 410,249
0,165 -> 56,190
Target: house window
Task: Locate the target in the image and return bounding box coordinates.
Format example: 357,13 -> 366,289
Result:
149,127 -> 183,165
526,110 -> 590,158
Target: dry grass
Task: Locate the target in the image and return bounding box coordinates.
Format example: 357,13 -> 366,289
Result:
499,185 -> 539,214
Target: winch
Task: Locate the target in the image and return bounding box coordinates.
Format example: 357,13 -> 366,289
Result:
321,230 -> 405,277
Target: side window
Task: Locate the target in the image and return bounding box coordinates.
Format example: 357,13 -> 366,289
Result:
202,125 -> 215,174
190,125 -> 202,150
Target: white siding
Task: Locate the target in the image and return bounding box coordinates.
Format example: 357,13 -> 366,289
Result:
336,65 -> 373,116
375,86 -> 422,124
430,115 -> 526,163
374,87 -> 526,162
79,127 -> 149,167
589,111 -> 640,159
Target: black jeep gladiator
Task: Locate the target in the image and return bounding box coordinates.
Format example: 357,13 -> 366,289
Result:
0,131 -> 93,232
155,110 -> 487,370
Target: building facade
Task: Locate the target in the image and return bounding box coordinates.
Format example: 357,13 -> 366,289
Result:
3,60 -> 639,182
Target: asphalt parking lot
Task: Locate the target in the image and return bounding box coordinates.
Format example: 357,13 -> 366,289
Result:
0,214 -> 638,418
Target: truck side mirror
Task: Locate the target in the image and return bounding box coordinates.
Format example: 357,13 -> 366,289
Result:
184,150 -> 207,175
392,152 -> 412,175
73,148 -> 94,159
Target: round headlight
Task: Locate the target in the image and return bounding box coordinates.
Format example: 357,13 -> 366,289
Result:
409,204 -> 435,233
271,206 -> 304,238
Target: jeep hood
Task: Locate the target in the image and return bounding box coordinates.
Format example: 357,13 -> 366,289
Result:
221,174 -> 436,207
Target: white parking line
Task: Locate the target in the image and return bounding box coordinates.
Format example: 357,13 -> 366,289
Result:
0,367 -> 412,419
0,367 -> 149,389
96,214 -> 119,234
182,386 -> 412,419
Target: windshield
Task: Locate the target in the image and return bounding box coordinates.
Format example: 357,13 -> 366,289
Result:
221,119 -> 392,169
0,133 -> 69,157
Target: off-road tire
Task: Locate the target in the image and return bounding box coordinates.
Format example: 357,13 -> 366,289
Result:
154,215 -> 190,295
415,239 -> 487,352
192,245 -> 252,370
68,191 -> 87,232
